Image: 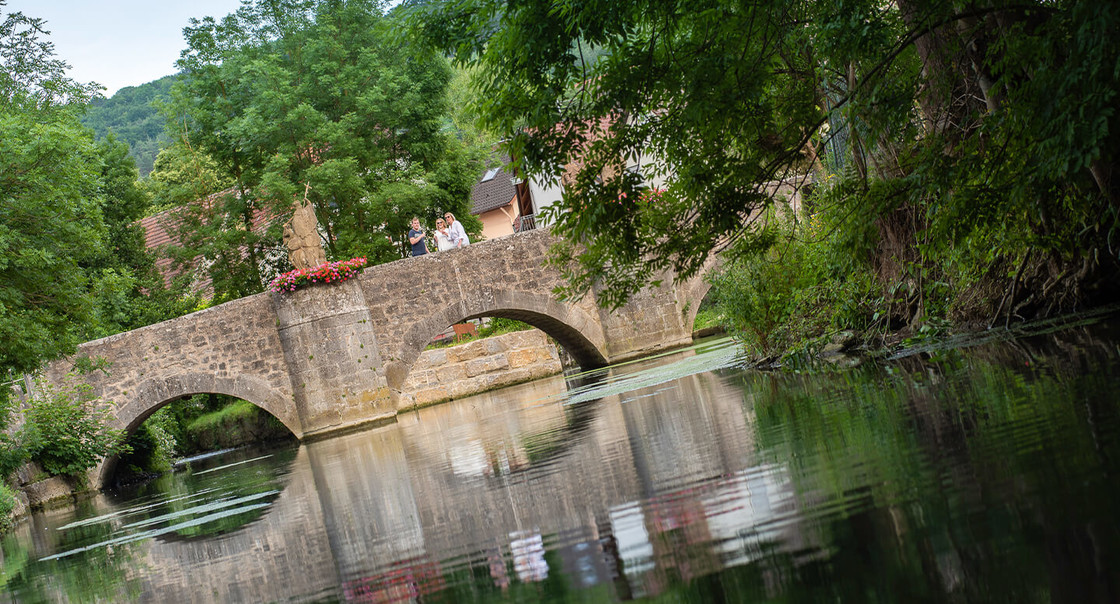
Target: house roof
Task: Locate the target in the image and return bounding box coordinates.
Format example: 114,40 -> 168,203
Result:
470,157 -> 517,215
139,188 -> 279,291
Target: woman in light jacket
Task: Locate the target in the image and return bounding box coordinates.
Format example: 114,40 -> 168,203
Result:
434,218 -> 455,252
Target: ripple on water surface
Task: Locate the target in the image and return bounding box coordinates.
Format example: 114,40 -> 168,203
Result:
4,324 -> 1120,602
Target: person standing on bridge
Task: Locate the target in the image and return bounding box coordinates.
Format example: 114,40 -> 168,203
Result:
408,217 -> 429,257
434,218 -> 454,252
444,212 -> 470,248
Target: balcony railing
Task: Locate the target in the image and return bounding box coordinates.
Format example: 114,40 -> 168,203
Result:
516,214 -> 537,233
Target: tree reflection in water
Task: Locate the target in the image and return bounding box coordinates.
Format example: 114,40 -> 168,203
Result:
4,324 -> 1120,602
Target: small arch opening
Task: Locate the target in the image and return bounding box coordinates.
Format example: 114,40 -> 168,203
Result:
393,306 -> 610,408
107,393 -> 298,489
689,282 -> 726,340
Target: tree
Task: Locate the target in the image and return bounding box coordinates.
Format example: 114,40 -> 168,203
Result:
410,0 -> 822,307
165,0 -> 483,302
0,3 -> 107,382
86,135 -> 193,337
142,141 -> 233,213
408,0 -> 1120,318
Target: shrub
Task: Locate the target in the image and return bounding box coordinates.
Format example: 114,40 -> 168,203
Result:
0,483 -> 15,530
710,242 -> 804,355
708,199 -> 883,357
119,419 -> 178,476
0,386 -> 29,480
0,432 -> 28,480
477,318 -> 532,338
22,374 -> 128,478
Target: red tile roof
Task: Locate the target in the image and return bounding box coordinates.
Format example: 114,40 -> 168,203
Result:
138,188 -> 280,291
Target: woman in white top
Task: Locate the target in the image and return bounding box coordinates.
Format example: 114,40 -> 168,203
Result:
434,218 -> 455,252
444,212 -> 471,248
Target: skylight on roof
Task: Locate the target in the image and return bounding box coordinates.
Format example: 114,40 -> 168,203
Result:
481,167 -> 500,182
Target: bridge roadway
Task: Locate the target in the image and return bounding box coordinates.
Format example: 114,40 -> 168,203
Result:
41,228 -> 713,488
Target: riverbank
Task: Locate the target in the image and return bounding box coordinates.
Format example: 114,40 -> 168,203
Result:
399,328 -> 564,410
739,304 -> 1120,371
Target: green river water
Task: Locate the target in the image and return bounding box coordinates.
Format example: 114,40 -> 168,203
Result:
2,315 -> 1119,602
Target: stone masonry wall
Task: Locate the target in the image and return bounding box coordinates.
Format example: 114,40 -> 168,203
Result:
274,279 -> 392,437
48,294 -> 298,436
357,229 -> 609,391
595,269 -> 695,363
398,329 -> 562,410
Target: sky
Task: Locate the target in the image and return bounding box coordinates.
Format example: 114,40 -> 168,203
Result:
4,0 -> 247,96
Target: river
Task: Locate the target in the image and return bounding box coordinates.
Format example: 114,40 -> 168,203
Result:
3,315 -> 1120,602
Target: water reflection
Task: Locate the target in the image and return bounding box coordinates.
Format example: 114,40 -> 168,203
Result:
3,324 -> 1120,602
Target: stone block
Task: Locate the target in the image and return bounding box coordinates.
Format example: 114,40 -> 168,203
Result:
420,349 -> 448,368
407,369 -> 436,387
465,355 -> 509,377
24,477 -> 73,509
448,344 -> 485,363
506,349 -> 538,368
433,363 -> 468,384
413,386 -> 451,407
485,338 -> 509,355
450,377 -> 486,398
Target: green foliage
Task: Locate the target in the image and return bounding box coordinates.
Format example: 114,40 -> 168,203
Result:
0,432 -> 27,482
708,199 -> 881,356
0,6 -> 192,377
0,122 -> 102,363
0,8 -> 107,379
21,374 -> 128,478
0,6 -> 101,110
185,399 -> 259,435
80,75 -> 177,176
118,412 -> 178,476
477,318 -> 532,338
183,399 -> 290,452
141,141 -> 233,213
162,0 -> 484,300
410,0 -> 822,306
691,307 -> 724,332
85,134 -> 193,338
0,483 -> 13,523
411,0 -> 1120,321
443,65 -> 502,153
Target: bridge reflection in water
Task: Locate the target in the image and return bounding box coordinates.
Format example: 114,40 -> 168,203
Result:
12,342 -> 804,602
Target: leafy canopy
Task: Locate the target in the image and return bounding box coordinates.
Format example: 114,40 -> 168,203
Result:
410,0 -> 822,307
409,0 -> 1120,315
163,0 -> 484,302
0,3 -> 107,379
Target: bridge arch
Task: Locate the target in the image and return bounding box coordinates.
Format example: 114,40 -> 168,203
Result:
98,372 -> 302,487
682,274 -> 715,336
680,255 -> 724,335
384,289 -> 608,391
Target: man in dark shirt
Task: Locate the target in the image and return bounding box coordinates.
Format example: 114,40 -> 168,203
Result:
408,217 -> 428,256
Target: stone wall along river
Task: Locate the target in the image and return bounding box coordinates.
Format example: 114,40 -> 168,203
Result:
398,329 -> 563,409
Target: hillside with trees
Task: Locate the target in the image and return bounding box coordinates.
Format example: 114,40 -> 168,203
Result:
81,75 -> 177,176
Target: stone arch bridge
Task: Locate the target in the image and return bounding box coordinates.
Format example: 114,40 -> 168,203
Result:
43,229 -> 715,486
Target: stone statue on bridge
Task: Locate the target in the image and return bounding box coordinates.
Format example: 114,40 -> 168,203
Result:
283,184 -> 327,270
